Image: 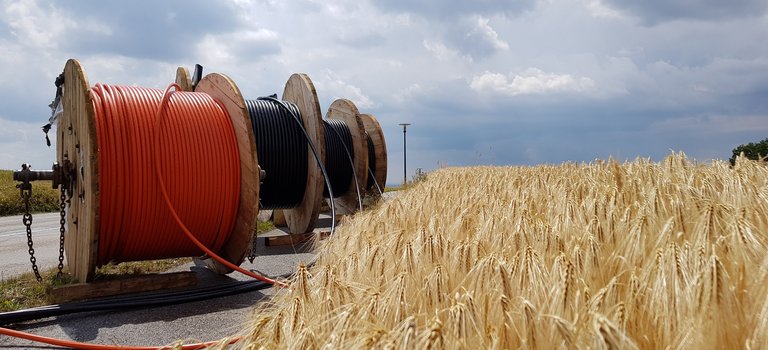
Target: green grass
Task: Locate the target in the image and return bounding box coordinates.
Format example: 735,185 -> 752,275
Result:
94,258 -> 192,281
257,220 -> 275,233
384,171 -> 430,193
0,269 -> 75,312
0,169 -> 60,216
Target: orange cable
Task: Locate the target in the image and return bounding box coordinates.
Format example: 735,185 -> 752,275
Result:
92,84 -> 239,264
153,84 -> 287,287
92,82 -> 287,285
0,83 -> 289,349
0,326 -> 238,349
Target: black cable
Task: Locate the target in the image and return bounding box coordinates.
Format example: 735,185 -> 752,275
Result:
365,132 -> 376,190
0,279 -> 273,325
247,99 -> 308,209
255,96 -> 337,235
368,167 -> 383,196
322,119 -> 354,198
323,119 -> 364,211
0,96 -> 341,327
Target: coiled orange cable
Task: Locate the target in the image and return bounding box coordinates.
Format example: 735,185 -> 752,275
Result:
91,83 -> 286,286
0,83 -> 302,349
153,84 -> 287,287
91,84 -> 240,265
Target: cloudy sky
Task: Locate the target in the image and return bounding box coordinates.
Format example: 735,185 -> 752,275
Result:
1,0 -> 766,184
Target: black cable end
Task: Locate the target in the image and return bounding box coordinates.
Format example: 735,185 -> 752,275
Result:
42,123 -> 52,147
191,64 -> 203,90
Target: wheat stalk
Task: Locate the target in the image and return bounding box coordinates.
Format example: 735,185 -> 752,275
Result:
229,154 -> 767,349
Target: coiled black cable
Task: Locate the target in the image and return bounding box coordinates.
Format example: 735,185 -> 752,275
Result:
247,99 -> 307,209
255,96 -> 338,234
365,132 -> 376,190
322,119 -> 355,198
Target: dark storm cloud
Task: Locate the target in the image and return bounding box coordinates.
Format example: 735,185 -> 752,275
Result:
379,62 -> 768,168
55,1 -> 240,61
369,0 -> 536,19
602,0 -> 768,24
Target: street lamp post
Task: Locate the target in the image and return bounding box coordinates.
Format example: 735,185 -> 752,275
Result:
398,123 -> 410,185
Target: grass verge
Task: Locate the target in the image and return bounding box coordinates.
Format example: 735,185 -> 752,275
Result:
0,269 -> 74,312
257,220 -> 275,233
0,258 -> 192,312
0,169 -> 59,216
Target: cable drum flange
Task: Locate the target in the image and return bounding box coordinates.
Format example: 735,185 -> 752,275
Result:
193,73 -> 260,274
57,60 -> 260,282
365,132 -> 376,190
279,74 -> 326,234
58,59 -> 99,282
359,113 -> 387,194
325,99 -> 368,215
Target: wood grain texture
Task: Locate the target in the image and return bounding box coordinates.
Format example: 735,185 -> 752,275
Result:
195,73 -> 259,274
264,231 -> 330,246
272,209 -> 287,227
282,74 -> 324,234
49,272 -> 197,303
326,99 -> 367,215
359,113 -> 388,191
175,67 -> 193,92
60,59 -> 100,282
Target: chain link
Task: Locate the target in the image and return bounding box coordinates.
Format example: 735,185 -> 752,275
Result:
247,233 -> 258,264
21,188 -> 42,282
57,186 -> 66,278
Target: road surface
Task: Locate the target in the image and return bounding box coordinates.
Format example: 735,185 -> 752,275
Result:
0,213 -> 63,280
0,212 -> 324,349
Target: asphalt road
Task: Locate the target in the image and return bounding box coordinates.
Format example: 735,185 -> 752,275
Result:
0,212 -> 325,349
0,213 -> 63,280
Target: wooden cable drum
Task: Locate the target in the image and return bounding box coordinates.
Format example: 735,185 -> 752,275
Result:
194,73 -> 260,274
324,99 -> 369,215
175,66 -> 194,92
176,67 -> 380,230
359,113 -> 387,192
178,68 -> 326,235
274,74 -> 325,234
59,59 -> 258,282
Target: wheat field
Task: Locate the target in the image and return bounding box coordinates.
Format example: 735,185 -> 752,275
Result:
232,153 -> 768,349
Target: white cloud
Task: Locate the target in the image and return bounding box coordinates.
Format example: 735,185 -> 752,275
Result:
0,0 -> 766,183
423,40 -> 462,61
318,70 -> 374,109
0,117 -> 55,170
2,0 -> 111,49
582,0 -> 626,19
470,68 -> 596,96
393,83 -> 426,104
443,15 -> 510,60
3,1 -> 73,47
467,15 -> 509,52
195,29 -> 281,67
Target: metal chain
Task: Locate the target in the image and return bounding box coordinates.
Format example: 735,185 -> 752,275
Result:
57,186 -> 66,278
21,188 -> 42,282
247,232 -> 258,264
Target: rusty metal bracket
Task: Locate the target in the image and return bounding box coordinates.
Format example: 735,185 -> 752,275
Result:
13,161 -> 75,194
